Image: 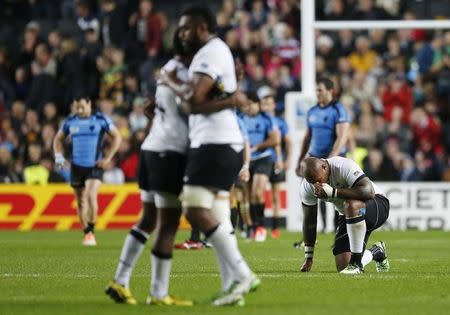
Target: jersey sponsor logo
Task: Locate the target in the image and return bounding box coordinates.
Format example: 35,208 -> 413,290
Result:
89,125 -> 95,132
69,126 -> 80,134
309,115 -> 317,123
353,171 -> 361,176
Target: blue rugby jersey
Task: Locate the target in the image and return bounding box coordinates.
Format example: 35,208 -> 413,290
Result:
239,112 -> 277,160
307,101 -> 349,158
61,112 -> 115,167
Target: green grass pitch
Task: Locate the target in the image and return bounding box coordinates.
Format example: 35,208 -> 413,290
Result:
1,230 -> 449,315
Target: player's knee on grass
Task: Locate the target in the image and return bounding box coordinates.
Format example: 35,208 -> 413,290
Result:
343,199 -> 365,218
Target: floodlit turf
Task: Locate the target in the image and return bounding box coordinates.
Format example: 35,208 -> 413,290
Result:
0,230 -> 449,315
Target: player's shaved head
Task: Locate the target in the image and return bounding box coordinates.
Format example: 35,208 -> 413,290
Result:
303,157 -> 329,184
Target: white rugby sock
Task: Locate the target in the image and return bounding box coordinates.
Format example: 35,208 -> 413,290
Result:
150,252 -> 172,299
362,250 -> 373,266
346,216 -> 366,254
114,226 -> 149,288
208,224 -> 252,281
211,197 -> 237,291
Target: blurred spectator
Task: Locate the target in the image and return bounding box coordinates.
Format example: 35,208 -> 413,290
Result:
410,106 -> 443,155
81,28 -> 103,99
0,145 -> 21,183
76,0 -> 100,40
348,35 -> 378,73
128,0 -> 161,64
352,0 -> 391,20
99,0 -> 127,48
98,47 -> 125,109
58,39 -> 84,114
129,97 -> 149,132
381,73 -> 413,124
23,144 -> 48,185
102,159 -> 125,184
26,43 -> 58,112
13,66 -> 31,101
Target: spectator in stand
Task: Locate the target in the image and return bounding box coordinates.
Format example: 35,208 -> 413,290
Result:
381,72 -> 413,124
102,158 -> 125,184
99,0 -> 127,48
26,43 -> 58,112
21,109 -> 41,147
122,72 -> 141,110
129,97 -> 149,132
16,21 -> 41,68
99,47 -> 125,109
324,0 -> 349,20
127,0 -> 161,64
10,101 -> 26,132
348,35 -> 378,73
80,28 -> 103,100
410,106 -> 443,156
58,38 -> 84,114
352,0 -> 391,20
0,145 -> 21,183
23,143 -> 49,185
76,0 -> 99,42
336,29 -> 355,57
363,148 -> 398,181
13,66 -> 31,102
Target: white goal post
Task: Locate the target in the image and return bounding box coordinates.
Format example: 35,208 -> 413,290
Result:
285,1 -> 450,231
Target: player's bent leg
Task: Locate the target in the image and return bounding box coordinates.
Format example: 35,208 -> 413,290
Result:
149,191 -> 192,305
106,192 -> 155,304
341,199 -> 367,273
181,185 -> 257,305
335,252 -> 351,272
271,183 -> 282,238
250,174 -> 268,242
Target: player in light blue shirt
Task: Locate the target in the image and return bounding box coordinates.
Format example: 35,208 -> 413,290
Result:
239,91 -> 279,241
259,86 -> 292,239
53,96 -> 121,246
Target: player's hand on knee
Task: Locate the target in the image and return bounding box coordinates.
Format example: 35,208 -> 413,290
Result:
96,157 -> 111,169
300,258 -> 313,272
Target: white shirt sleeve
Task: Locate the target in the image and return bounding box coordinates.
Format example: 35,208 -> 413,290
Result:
341,158 -> 366,187
189,47 -> 222,81
300,179 -> 318,206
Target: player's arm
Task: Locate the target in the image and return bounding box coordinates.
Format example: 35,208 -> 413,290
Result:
296,127 -> 311,176
300,203 -> 318,272
160,72 -> 247,114
97,128 -> 122,168
104,128 -> 122,161
335,176 -> 374,201
239,139 -> 251,182
283,133 -> 293,170
315,177 -> 375,201
252,129 -> 280,151
328,122 -> 349,158
53,130 -> 67,168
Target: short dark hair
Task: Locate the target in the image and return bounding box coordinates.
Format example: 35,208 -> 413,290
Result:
247,91 -> 260,103
74,95 -> 91,103
172,28 -> 184,56
182,6 -> 216,32
317,77 -> 334,90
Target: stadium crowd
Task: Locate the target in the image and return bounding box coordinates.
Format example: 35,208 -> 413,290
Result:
0,0 -> 450,184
